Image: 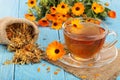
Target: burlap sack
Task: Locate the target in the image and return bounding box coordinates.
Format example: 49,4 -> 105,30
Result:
0,17 -> 39,44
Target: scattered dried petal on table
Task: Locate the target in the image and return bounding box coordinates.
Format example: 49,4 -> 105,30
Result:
42,64 -> 46,66
37,67 -> 40,72
46,66 -> 51,72
54,71 -> 58,75
3,60 -> 13,65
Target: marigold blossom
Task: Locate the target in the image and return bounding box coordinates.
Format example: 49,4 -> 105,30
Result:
72,2 -> 85,16
25,13 -> 36,21
28,0 -> 36,8
46,41 -> 66,61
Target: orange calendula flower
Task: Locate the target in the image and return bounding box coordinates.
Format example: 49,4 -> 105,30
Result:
61,14 -> 68,22
56,13 -> 62,20
71,19 -> 82,28
92,2 -> 104,14
56,2 -> 69,14
25,13 -> 36,21
51,20 -> 62,30
38,18 -> 50,27
46,14 -> 57,21
105,2 -> 109,6
28,0 -> 36,8
50,7 -> 57,14
108,10 -> 116,18
72,2 -> 85,16
46,41 -> 66,61
99,5 -> 104,12
70,19 -> 83,34
56,13 -> 68,22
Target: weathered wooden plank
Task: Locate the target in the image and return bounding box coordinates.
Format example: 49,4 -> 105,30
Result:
65,72 -> 80,80
15,61 -> 51,80
50,64 -> 65,80
0,0 -> 19,18
0,45 -> 14,80
17,0 -> 27,18
117,76 -> 120,80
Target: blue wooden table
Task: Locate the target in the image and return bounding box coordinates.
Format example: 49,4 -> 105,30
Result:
0,0 -> 120,80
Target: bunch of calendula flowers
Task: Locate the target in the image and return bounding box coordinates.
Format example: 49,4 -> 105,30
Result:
25,0 -> 116,30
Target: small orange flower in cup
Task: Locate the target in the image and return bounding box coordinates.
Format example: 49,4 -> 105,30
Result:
46,41 -> 66,61
71,19 -> 83,28
70,19 -> 83,34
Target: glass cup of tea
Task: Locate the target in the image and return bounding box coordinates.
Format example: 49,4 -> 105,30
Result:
60,18 -> 118,68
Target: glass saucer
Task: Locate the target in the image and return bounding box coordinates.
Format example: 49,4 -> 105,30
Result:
59,46 -> 118,68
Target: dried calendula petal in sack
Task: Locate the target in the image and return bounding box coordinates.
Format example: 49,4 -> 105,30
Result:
6,23 -> 35,51
1,17 -> 42,65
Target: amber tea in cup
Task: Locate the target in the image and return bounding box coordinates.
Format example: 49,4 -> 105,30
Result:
64,22 -> 106,59
61,16 -> 112,59
61,18 -> 118,68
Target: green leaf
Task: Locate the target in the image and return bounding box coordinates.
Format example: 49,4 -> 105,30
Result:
86,9 -> 93,17
96,12 -> 107,20
28,9 -> 33,14
40,0 -> 49,7
100,12 -> 107,17
105,7 -> 111,12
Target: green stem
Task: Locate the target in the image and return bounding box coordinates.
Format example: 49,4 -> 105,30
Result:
91,10 -> 97,19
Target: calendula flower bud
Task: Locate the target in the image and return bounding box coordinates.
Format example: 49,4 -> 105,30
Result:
35,6 -> 41,12
28,9 -> 32,13
40,0 -> 49,7
105,2 -> 109,6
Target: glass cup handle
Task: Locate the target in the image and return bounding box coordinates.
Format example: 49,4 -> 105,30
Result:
103,30 -> 118,49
